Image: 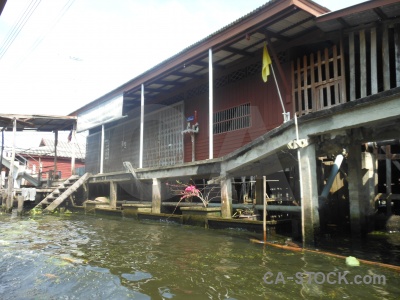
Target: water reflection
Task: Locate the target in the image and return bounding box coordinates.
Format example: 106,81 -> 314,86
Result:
0,212 -> 399,299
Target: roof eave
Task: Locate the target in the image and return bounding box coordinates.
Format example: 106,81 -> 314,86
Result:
70,0 -> 329,116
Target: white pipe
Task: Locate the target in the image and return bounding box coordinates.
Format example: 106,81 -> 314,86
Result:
100,124 -> 104,173
209,48 -> 213,160
139,84 -> 144,168
320,154 -> 344,199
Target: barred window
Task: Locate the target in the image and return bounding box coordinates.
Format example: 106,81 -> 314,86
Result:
213,103 -> 251,134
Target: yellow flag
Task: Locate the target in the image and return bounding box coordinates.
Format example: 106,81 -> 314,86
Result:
262,42 -> 271,82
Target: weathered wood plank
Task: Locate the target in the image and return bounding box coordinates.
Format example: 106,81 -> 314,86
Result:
349,32 -> 356,101
324,48 -> 331,107
370,27 -> 378,94
382,24 -> 390,91
317,50 -> 323,109
395,23 -> 400,87
310,53 -> 316,110
360,30 -> 367,98
303,55 -> 309,113
340,39 -> 347,103
44,173 -> 91,212
297,58 -> 302,115
333,44 -> 339,104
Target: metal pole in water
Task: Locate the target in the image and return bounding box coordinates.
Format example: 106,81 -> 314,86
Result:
263,175 -> 267,243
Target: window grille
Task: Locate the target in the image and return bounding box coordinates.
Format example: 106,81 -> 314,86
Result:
213,103 -> 251,134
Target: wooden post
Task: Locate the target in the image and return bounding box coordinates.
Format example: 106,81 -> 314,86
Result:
54,130 -> 58,180
6,118 -> 16,212
110,181 -> 117,209
0,129 -> 4,186
386,145 -> 392,216
71,122 -> 76,175
220,175 -> 232,218
151,178 -> 162,214
382,24 -> 390,91
17,195 -> 24,216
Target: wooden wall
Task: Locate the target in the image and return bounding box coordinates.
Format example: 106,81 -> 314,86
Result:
184,62 -> 292,161
26,157 -> 84,180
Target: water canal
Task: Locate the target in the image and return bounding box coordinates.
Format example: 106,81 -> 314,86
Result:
0,212 -> 399,299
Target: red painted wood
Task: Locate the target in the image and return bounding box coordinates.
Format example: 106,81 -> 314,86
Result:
183,64 -> 292,162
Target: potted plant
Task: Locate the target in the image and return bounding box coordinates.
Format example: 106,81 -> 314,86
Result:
167,181 -> 221,225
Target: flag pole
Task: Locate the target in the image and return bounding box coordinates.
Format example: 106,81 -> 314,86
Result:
270,64 -> 288,122
262,42 -> 289,122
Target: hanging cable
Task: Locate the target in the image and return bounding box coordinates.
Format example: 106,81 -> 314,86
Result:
0,0 -> 42,60
18,0 -> 76,65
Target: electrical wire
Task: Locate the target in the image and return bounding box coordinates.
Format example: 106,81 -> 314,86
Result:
18,0 -> 76,65
0,0 -> 42,60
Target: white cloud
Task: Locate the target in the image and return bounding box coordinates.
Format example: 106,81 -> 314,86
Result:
0,0 -> 364,116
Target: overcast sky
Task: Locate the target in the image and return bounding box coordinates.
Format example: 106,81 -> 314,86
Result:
0,0 -> 365,117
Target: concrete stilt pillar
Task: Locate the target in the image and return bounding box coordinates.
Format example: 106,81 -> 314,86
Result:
110,181 -> 117,209
152,178 -> 162,214
220,176 -> 232,218
299,143 -> 320,247
348,145 -> 377,236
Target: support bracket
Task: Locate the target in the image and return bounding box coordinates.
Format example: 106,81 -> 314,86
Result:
287,139 -> 309,149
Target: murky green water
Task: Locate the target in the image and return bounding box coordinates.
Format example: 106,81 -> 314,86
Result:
0,212 -> 399,299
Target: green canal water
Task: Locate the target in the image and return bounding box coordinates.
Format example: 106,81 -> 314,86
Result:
1,212 -> 400,299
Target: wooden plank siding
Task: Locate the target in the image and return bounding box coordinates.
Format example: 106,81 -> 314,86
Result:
25,157 -> 84,180
184,62 -> 292,161
347,23 -> 400,101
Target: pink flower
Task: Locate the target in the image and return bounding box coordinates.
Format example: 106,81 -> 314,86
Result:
181,185 -> 199,199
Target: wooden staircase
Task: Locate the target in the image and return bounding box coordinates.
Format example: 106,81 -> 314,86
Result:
33,173 -> 91,213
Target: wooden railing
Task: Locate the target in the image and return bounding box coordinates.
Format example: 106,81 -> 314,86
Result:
292,22 -> 400,116
292,43 -> 346,116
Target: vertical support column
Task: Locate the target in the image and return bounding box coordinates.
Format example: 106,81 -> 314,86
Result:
299,143 -> 319,247
349,32 -> 356,101
395,24 -> 400,87
220,175 -> 232,218
208,48 -> 213,160
6,118 -> 16,212
385,145 -> 392,216
71,121 -> 76,175
370,27 -> 378,94
100,125 -> 105,174
139,84 -> 144,168
347,142 -> 376,236
152,178 -> 162,214
255,177 -> 264,205
364,151 -> 378,230
382,24 -> 390,91
54,130 -> 58,178
110,181 -> 117,209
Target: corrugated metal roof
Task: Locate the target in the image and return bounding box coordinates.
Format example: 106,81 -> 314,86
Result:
71,0 -> 330,116
316,0 -> 400,32
0,114 -> 77,132
16,138 -> 86,160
